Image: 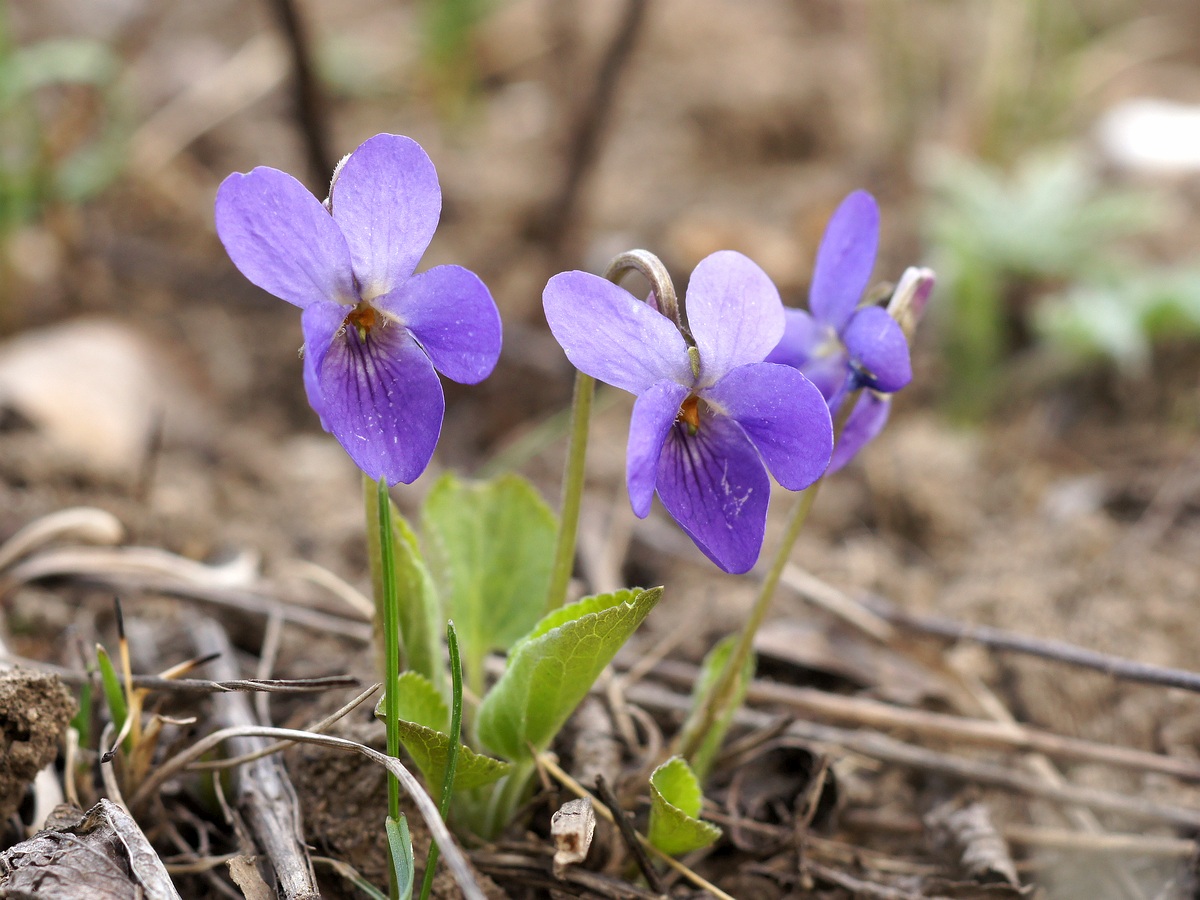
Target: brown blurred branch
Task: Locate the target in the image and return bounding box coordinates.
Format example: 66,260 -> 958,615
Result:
264,0 -> 333,186
535,0 -> 651,259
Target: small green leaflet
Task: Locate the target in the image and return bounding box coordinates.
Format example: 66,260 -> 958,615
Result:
376,671 -> 509,792
386,815 -> 415,900
647,756 -> 721,856
474,587 -> 662,762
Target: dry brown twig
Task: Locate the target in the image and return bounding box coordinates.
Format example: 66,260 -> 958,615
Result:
136,724 -> 487,900
190,616 -> 319,900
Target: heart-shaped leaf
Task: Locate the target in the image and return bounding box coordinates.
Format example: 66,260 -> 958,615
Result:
474,587 -> 662,762
421,473 -> 558,686
377,672 -> 509,792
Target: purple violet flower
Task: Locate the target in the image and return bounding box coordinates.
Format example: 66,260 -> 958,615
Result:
215,134 -> 502,484
544,251 -> 833,574
766,190 -> 919,472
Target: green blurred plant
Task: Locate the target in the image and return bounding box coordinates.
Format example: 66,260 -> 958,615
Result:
0,9 -> 127,231
925,150 -> 1160,417
1036,268 -> 1200,371
416,0 -> 495,118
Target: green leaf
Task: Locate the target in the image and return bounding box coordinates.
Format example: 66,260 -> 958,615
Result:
95,645 -> 128,752
393,671 -> 449,732
421,473 -> 557,685
475,587 -> 662,762
677,634 -> 755,781
647,757 -> 722,856
386,814 -> 415,900
365,482 -> 444,693
377,671 -> 509,792
394,721 -> 510,792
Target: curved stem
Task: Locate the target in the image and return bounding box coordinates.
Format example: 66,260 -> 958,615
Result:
678,480 -> 822,763
544,249 -> 679,612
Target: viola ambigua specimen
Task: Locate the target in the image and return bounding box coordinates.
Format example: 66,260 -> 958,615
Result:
544,250 -> 833,574
215,133 -> 502,484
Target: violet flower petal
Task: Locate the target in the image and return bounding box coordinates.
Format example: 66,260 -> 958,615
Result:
842,305 -> 912,392
375,264 -> 501,384
656,412 -> 770,574
328,134 -> 441,297
802,351 -> 854,406
215,168 -> 356,309
300,301 -> 350,425
685,251 -> 785,385
828,391 -> 891,473
809,190 -> 879,331
543,271 -> 691,394
765,308 -> 824,369
311,319 -> 445,484
626,380 -> 690,518
704,363 -> 833,491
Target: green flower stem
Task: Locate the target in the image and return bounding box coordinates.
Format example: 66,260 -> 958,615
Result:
370,477 -> 403,900
544,250 -> 680,612
543,370 -> 596,612
678,480 -> 822,764
418,622 -> 463,900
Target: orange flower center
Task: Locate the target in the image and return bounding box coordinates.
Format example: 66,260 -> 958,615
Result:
345,302 -> 377,339
677,394 -> 701,434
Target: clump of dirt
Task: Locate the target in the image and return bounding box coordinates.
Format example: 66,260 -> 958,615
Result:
0,669 -> 76,821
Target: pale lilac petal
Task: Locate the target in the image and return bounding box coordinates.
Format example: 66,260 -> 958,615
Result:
544,271 -> 691,394
656,413 -> 770,574
828,392 -> 891,473
375,265 -> 501,384
703,363 -> 832,491
802,352 -> 853,405
310,319 -> 445,484
842,306 -> 912,393
809,191 -> 879,331
626,380 -> 689,518
300,302 -> 349,422
765,308 -> 824,369
684,251 -> 784,384
216,168 -> 356,308
329,134 -> 441,297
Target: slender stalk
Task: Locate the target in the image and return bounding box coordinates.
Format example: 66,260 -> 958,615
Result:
372,478 -> 403,900
678,481 -> 822,763
543,371 -> 595,612
544,250 -> 680,612
418,622 -> 463,900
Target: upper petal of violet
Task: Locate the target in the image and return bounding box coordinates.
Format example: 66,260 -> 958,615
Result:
841,305 -> 912,393
328,134 -> 442,298
626,380 -> 690,518
216,167 -> 356,308
311,320 -> 446,485
543,271 -> 691,395
375,264 -> 501,385
703,362 -> 833,491
809,190 -> 879,332
684,251 -> 785,385
655,412 -> 770,574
